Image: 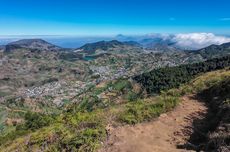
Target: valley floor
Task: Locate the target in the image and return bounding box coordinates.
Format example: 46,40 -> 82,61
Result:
99,95 -> 207,152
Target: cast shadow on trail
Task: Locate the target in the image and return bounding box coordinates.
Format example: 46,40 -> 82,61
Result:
177,79 -> 230,151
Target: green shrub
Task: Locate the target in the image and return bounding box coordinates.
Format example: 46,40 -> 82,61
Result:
126,91 -> 139,102
23,112 -> 55,131
62,128 -> 106,152
113,79 -> 132,91
0,130 -> 29,146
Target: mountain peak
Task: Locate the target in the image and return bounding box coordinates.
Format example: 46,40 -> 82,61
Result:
78,40 -> 142,55
9,39 -> 47,45
5,39 -> 61,52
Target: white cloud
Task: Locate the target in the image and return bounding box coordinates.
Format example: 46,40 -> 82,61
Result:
172,33 -> 230,49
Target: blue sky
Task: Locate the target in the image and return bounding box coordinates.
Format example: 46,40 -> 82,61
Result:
0,0 -> 230,35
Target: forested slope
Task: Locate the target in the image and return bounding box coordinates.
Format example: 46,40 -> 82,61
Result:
134,55 -> 230,94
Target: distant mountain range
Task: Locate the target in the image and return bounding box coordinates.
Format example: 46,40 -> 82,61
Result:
115,33 -> 230,50
1,39 -> 230,61
115,34 -> 177,50
1,33 -> 229,49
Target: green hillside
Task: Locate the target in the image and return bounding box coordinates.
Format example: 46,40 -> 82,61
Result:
0,57 -> 229,151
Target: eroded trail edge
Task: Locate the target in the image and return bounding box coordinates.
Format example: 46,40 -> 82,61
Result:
99,95 -> 207,152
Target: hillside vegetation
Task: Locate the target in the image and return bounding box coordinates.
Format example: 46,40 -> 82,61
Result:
0,57 -> 229,151
1,39 -> 230,151
194,76 -> 230,151
134,55 -> 230,94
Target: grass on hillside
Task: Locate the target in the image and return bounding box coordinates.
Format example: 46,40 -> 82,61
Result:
0,69 -> 229,152
119,69 -> 230,124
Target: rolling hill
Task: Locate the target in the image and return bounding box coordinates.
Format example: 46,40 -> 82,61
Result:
190,42 -> 230,59
77,40 -> 143,55
4,39 -> 61,52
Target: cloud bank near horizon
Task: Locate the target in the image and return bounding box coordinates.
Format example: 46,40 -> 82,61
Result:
0,33 -> 230,49
119,32 -> 230,49
172,33 -> 230,49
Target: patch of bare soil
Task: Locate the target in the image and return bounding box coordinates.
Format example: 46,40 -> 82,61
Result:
99,95 -> 207,152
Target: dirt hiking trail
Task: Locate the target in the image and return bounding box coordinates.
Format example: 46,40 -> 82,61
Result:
99,95 -> 207,152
